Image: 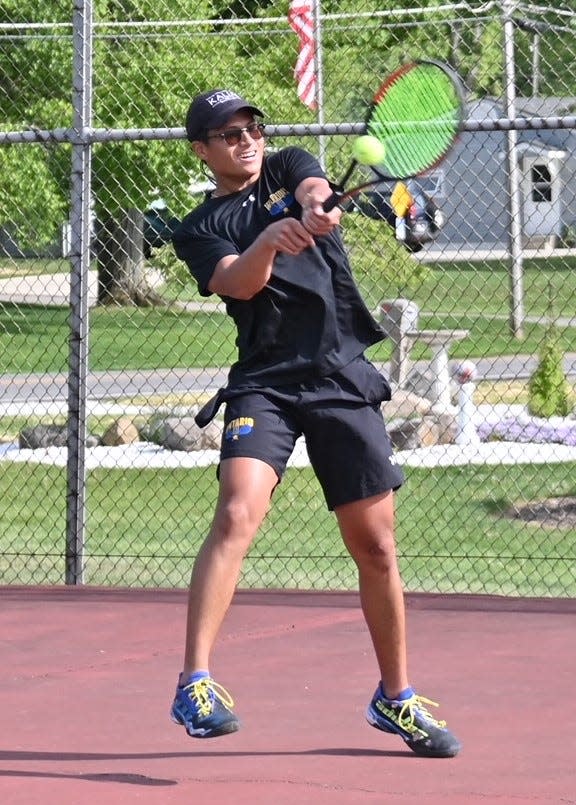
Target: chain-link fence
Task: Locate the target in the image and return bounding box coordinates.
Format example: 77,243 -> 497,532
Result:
1,1 -> 575,595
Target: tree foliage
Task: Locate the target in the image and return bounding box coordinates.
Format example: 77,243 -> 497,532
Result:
0,143 -> 68,249
1,1 -> 575,242
341,214 -> 430,302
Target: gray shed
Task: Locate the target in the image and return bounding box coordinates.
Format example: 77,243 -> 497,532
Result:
422,97 -> 576,250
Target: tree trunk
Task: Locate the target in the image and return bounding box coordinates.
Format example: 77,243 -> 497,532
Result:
96,208 -> 165,306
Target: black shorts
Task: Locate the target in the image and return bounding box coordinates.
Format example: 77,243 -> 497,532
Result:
217,356 -> 404,510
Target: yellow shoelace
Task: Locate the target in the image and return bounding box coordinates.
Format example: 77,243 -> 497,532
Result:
184,678 -> 235,717
396,695 -> 447,730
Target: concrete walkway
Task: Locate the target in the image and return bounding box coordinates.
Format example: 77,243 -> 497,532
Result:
0,269 -> 167,307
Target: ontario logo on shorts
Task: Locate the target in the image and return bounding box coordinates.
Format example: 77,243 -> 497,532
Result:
225,417 -> 255,441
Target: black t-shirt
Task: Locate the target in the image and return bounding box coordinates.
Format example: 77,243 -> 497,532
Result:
172,146 -> 385,388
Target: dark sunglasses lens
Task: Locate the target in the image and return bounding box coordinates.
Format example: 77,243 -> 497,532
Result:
222,124 -> 264,145
223,130 -> 242,145
249,123 -> 264,139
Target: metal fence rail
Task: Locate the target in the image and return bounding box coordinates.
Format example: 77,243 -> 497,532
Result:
1,1 -> 575,595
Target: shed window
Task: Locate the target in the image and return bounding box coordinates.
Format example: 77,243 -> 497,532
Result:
531,164 -> 552,202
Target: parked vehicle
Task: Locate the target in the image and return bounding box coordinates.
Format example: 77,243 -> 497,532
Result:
351,179 -> 445,253
143,198 -> 180,258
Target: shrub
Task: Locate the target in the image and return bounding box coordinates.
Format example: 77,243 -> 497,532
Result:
527,323 -> 571,418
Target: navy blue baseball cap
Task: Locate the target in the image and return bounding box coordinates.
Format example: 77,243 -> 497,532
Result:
185,89 -> 264,141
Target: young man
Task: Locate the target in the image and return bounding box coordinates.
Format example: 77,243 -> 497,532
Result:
170,89 -> 461,758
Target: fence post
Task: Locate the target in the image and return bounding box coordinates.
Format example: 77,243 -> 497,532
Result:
502,0 -> 525,339
66,0 -> 94,584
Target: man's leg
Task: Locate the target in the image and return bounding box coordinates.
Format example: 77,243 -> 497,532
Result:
183,456 -> 279,676
336,490 -> 461,757
335,490 -> 408,698
172,456 -> 278,738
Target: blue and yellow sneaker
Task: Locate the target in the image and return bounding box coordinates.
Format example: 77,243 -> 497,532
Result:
171,676 -> 240,738
366,685 -> 461,757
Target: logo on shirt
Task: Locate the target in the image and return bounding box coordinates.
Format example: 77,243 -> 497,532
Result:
225,417 -> 255,441
265,188 -> 294,217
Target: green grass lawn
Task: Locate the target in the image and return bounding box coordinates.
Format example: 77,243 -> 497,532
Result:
1,461 -> 574,596
1,256 -> 575,596
0,257 -> 67,278
0,263 -> 576,374
407,256 -> 576,319
0,304 -> 237,374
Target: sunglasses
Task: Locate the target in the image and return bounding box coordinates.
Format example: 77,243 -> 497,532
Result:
206,122 -> 266,146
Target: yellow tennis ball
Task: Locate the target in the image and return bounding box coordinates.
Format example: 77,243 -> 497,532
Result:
353,135 -> 386,165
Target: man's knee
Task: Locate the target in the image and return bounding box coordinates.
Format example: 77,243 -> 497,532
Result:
212,497 -> 266,542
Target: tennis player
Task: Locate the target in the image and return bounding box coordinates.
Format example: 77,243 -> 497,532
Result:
170,88 -> 461,758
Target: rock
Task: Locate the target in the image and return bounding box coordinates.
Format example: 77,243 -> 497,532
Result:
434,412 -> 458,444
19,424 -> 100,449
101,416 -> 140,446
382,386 -> 433,419
155,417 -> 222,451
19,424 -> 68,449
389,419 -> 417,450
389,418 -> 442,450
404,368 -> 436,401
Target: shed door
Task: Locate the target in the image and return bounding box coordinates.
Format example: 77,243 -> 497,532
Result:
521,157 -> 561,237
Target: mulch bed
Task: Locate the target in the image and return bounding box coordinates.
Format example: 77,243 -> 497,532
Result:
509,497 -> 576,529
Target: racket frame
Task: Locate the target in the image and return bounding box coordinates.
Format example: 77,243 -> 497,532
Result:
323,59 -> 465,212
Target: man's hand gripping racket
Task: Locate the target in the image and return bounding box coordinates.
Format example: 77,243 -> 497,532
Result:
323,59 -> 465,212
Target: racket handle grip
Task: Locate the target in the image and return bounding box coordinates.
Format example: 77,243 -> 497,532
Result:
322,192 -> 342,213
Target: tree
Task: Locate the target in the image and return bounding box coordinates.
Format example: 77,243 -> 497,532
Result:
0,143 -> 67,255
0,3 -> 70,255
3,1 -> 574,290
528,323 -> 571,419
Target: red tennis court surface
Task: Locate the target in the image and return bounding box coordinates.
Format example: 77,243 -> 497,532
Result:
1,586 -> 574,805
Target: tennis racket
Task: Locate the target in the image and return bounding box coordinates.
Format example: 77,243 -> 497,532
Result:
323,59 -> 465,212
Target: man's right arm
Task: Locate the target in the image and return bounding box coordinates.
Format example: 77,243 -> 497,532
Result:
208,218 -> 316,300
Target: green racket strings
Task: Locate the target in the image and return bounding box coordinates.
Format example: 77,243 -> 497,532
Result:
367,64 -> 461,177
